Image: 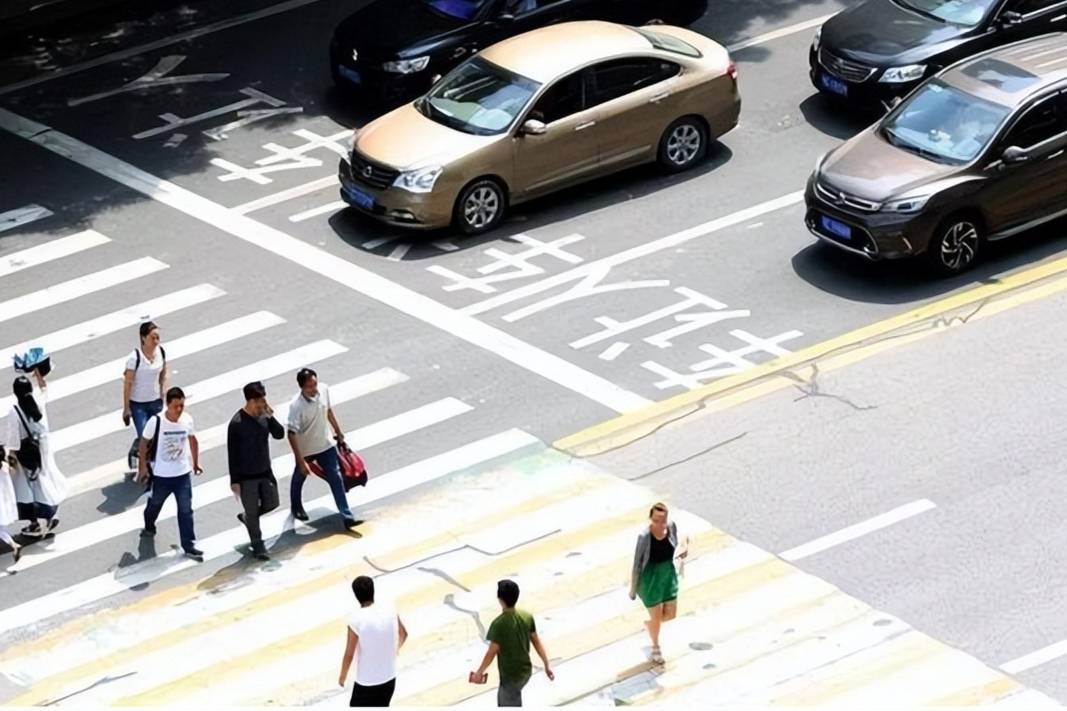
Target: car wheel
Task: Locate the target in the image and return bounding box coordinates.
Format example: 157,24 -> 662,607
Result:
454,179 -> 506,235
658,117 -> 708,173
927,215 -> 982,276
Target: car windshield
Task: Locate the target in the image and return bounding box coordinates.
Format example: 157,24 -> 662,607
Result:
421,0 -> 491,21
417,57 -> 540,135
880,80 -> 1011,164
893,0 -> 998,26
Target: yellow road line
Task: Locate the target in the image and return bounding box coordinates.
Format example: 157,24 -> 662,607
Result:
112,506 -> 671,706
8,475 -> 619,706
928,677 -> 1021,706
556,259 -> 1067,456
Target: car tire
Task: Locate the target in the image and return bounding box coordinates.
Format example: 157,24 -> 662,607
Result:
926,214 -> 982,276
453,178 -> 507,235
658,117 -> 708,173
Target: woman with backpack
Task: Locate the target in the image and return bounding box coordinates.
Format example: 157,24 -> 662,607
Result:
122,321 -> 168,470
3,369 -> 66,537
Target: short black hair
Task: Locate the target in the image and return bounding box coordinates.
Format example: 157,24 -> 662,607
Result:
497,579 -> 520,608
243,381 -> 266,401
297,367 -> 317,388
165,386 -> 185,403
352,575 -> 374,605
139,321 -> 159,341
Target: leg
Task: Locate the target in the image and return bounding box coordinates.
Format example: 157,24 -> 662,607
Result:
315,447 -> 354,522
379,678 -> 395,706
646,603 -> 664,648
143,476 -> 172,533
497,675 -> 528,707
290,463 -> 307,516
173,474 -> 197,552
350,682 -> 369,707
662,599 -> 678,622
34,502 -> 57,531
239,481 -> 264,547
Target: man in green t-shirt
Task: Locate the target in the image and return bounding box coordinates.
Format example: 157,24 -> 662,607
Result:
470,579 -> 554,706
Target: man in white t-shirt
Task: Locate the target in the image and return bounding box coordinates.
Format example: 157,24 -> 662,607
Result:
137,386 -> 204,561
339,575 -> 407,707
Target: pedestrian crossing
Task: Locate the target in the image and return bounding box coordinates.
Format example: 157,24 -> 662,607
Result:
0,445 -> 1058,707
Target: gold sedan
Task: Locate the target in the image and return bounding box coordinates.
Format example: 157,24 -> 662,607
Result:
338,20 -> 741,235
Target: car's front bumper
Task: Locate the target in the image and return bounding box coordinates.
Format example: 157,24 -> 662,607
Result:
329,41 -> 433,103
338,158 -> 452,230
807,46 -> 922,112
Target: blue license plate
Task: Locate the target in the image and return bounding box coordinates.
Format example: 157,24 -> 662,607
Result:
337,65 -> 362,85
820,215 -> 852,239
819,72 -> 848,96
346,185 -> 375,210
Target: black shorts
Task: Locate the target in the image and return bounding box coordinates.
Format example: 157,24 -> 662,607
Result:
350,677 -> 396,707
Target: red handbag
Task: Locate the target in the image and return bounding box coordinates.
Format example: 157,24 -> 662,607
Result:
308,442 -> 367,492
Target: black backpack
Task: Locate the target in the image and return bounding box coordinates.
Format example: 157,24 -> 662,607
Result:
12,406 -> 42,475
143,414 -> 162,490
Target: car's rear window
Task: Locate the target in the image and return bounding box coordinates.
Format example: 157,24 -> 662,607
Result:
632,27 -> 702,58
960,58 -> 1040,94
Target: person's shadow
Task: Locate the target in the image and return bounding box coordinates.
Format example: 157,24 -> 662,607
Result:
97,476 -> 146,515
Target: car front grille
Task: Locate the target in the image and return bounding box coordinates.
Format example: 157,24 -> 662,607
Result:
350,152 -> 400,190
815,180 -> 882,213
807,209 -> 879,257
819,49 -> 875,83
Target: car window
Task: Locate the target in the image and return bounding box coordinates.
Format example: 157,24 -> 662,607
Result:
422,0 -> 492,22
419,57 -> 541,135
527,71 -> 585,124
895,0 -> 999,26
1005,0 -> 1062,14
587,58 -> 681,107
503,0 -> 549,15
1003,95 -> 1065,149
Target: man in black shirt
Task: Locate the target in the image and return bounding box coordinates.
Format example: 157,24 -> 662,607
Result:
227,381 -> 284,560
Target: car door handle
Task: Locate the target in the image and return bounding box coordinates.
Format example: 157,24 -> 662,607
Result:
574,121 -> 596,131
1048,149 -> 1065,160
649,92 -> 671,104
1052,13 -> 1066,21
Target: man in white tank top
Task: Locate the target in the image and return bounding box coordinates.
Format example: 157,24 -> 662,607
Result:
338,575 -> 408,706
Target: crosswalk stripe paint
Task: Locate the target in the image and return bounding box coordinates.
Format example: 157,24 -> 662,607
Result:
0,311 -> 285,412
0,284 -> 225,372
0,229 -> 107,277
15,395 -> 465,574
0,204 -> 54,233
63,367 -> 407,495
0,257 -> 167,324
0,429 -> 540,639
3,457 -> 604,695
48,339 -> 346,451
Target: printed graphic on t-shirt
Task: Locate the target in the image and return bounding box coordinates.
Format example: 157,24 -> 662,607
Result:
160,430 -> 188,462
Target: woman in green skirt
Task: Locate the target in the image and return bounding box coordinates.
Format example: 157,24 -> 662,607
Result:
629,502 -> 688,664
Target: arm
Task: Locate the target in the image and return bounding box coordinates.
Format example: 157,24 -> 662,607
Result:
398,616 -> 409,650
326,408 -> 345,443
32,368 -> 46,389
136,426 -> 151,483
190,434 -> 202,475
630,534 -> 644,600
531,632 -> 555,681
227,421 -> 241,488
288,432 -> 310,475
266,415 -> 285,440
473,642 -> 500,679
338,628 -> 358,688
159,361 -> 169,396
122,370 -> 134,424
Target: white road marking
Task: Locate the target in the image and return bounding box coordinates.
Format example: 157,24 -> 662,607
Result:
362,236 -> 400,250
65,368 -> 408,495
728,14 -> 834,52
232,175 -> 338,214
289,200 -> 346,222
13,396 -> 470,574
0,284 -> 224,373
0,108 -> 649,414
49,339 -> 346,452
0,229 -> 108,277
598,341 -> 630,361
0,257 -> 167,325
0,428 -> 539,636
464,192 -> 804,317
780,499 -> 937,562
432,240 -> 459,252
67,55 -> 228,107
0,0 -> 335,97
0,204 -> 54,233
0,311 -> 284,412
1001,639 -> 1067,675
387,243 -> 412,262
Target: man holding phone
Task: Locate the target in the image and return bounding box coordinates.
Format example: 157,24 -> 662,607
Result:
227,381 -> 285,561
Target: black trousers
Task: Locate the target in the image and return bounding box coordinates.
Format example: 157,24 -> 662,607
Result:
350,677 -> 396,707
238,476 -> 279,547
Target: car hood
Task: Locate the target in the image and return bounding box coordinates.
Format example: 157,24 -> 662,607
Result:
822,0 -> 969,63
354,102 -> 498,170
819,128 -> 959,199
334,0 -> 463,59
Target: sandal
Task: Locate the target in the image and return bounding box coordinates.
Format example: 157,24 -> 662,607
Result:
651,646 -> 664,664
12,545 -> 21,564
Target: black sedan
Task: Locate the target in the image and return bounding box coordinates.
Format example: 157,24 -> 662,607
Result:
329,0 -> 692,103
810,0 -> 1067,111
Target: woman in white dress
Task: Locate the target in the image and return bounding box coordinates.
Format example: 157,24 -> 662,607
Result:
0,446 -> 20,563
4,370 -> 67,537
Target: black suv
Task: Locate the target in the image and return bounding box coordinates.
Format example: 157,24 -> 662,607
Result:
810,0 -> 1067,111
330,0 -> 683,103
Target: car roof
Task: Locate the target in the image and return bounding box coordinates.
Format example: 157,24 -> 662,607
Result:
479,21 -> 653,84
942,33 -> 1067,105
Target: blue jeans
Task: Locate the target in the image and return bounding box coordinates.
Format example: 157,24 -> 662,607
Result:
291,446 -> 354,522
144,473 -> 196,551
130,399 -> 164,438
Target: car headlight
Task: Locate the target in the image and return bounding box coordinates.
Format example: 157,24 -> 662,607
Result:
812,28 -> 821,52
881,194 -> 930,213
879,64 -> 926,83
382,56 -> 430,74
393,166 -> 442,193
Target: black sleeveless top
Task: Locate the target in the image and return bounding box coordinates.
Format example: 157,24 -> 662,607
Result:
649,532 -> 675,564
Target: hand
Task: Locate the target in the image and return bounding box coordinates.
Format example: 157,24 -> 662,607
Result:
677,550 -> 688,560
545,666 -> 555,682
194,465 -> 204,476
122,410 -> 132,427
338,676 -> 345,688
136,468 -> 148,484
231,484 -> 240,496
629,591 -> 636,601
334,431 -> 345,443
298,460 -> 312,476
264,402 -> 274,417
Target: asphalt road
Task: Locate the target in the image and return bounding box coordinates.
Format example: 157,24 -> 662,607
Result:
2,0 -> 1067,704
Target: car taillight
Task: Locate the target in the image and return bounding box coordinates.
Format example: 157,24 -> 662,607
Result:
727,61 -> 738,82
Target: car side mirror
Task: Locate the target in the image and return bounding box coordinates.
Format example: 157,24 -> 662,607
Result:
999,10 -> 1023,27
431,73 -> 442,85
1002,145 -> 1029,164
520,119 -> 547,136
498,13 -> 516,23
